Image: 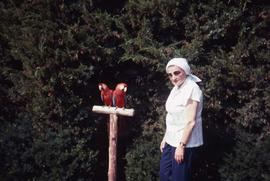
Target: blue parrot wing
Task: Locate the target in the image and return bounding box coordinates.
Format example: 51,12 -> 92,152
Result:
101,95 -> 104,103
112,95 -> 116,107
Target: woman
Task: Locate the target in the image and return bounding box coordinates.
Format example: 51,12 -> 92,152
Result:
159,58 -> 203,181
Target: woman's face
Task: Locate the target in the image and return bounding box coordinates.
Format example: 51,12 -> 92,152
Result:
167,65 -> 187,87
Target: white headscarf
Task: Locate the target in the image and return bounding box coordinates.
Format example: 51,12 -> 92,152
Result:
166,58 -> 202,82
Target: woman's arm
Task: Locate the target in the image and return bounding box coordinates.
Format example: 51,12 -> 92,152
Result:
180,99 -> 198,144
174,98 -> 198,163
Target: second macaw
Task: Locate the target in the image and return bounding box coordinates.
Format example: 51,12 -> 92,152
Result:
113,83 -> 128,108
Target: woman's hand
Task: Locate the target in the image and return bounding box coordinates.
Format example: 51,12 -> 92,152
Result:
174,145 -> 185,164
160,140 -> 166,152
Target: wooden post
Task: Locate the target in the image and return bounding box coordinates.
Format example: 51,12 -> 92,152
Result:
108,114 -> 117,181
92,106 -> 135,181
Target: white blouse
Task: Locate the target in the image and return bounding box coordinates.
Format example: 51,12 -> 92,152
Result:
164,76 -> 203,148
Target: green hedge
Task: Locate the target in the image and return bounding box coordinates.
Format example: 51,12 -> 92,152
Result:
0,0 -> 269,180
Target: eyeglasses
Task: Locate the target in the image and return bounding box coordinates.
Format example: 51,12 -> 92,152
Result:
167,71 -> 181,78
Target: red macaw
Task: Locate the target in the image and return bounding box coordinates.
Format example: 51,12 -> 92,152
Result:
113,83 -> 128,108
98,83 -> 113,106
112,83 -> 129,139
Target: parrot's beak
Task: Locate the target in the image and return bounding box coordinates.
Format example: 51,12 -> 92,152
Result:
123,86 -> 127,92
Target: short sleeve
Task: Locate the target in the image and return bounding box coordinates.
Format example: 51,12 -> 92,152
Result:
190,84 -> 202,102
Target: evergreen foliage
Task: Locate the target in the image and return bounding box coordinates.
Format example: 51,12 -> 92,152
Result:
0,0 -> 269,180
219,130 -> 270,181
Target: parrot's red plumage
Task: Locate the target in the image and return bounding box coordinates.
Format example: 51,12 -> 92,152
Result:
113,83 -> 128,108
98,83 -> 113,106
112,83 -> 129,139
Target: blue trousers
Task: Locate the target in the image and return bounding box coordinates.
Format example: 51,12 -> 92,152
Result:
160,143 -> 197,181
